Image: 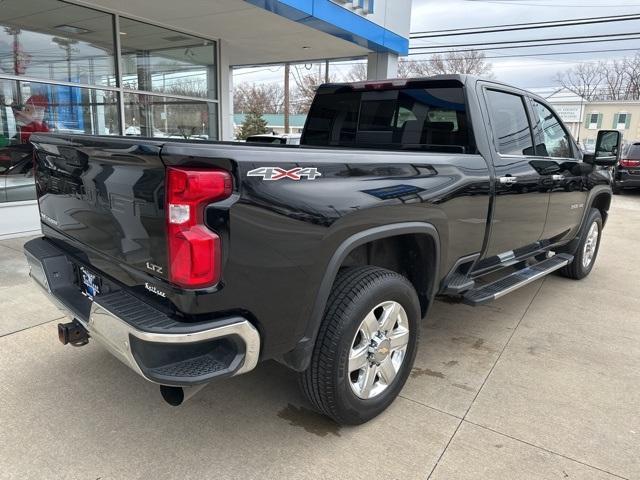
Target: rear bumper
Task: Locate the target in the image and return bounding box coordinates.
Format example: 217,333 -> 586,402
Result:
616,170 -> 640,188
24,237 -> 260,387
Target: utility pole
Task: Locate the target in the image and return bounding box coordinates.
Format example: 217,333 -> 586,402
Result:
284,63 -> 290,134
325,60 -> 330,83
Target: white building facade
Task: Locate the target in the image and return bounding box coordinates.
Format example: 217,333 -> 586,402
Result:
547,89 -> 640,151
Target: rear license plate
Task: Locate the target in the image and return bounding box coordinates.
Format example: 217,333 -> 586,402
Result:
79,266 -> 101,299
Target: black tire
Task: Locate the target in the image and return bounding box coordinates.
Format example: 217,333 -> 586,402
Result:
299,266 -> 420,425
559,208 -> 603,280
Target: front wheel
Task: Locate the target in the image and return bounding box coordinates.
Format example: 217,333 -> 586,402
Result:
299,266 -> 420,425
559,208 -> 603,280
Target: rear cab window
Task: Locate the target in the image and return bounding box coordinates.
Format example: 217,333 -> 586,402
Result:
302,80 -> 474,154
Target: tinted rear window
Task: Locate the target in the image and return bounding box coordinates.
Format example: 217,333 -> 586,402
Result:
626,144 -> 640,159
302,83 -> 473,153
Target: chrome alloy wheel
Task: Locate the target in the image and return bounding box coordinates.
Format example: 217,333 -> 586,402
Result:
582,221 -> 600,268
348,301 -> 410,400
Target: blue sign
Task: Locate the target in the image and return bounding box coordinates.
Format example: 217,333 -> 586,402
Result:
246,0 -> 408,55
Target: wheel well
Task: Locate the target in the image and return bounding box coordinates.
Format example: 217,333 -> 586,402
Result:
339,234 -> 437,316
591,192 -> 612,225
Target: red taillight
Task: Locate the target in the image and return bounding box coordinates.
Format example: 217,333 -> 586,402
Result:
166,167 -> 232,288
620,158 -> 640,168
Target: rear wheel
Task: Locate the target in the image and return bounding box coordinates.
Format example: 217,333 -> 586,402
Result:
299,266 -> 420,425
559,208 -> 603,280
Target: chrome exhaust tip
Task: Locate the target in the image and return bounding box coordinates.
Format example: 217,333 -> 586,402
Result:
160,384 -> 208,406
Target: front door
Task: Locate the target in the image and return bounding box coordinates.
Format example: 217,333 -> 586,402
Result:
482,87 -> 549,258
529,98 -> 588,244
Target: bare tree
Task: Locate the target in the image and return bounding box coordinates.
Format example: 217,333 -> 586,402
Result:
344,60 -> 413,82
409,50 -> 493,77
555,63 -> 605,101
164,80 -> 208,99
290,65 -> 338,113
344,62 -> 367,83
555,55 -> 640,101
600,59 -> 627,101
233,82 -> 285,114
624,53 -> 640,100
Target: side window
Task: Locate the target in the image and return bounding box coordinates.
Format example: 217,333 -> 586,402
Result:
485,89 -> 534,156
531,100 -> 573,158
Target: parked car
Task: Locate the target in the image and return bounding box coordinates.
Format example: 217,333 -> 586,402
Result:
613,141 -> 640,193
24,75 -> 619,425
245,133 -> 301,145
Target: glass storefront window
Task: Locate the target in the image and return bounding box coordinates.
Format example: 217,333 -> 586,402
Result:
123,93 -> 217,140
0,3 -> 220,208
0,78 -> 119,203
0,0 -> 116,86
119,17 -> 217,100
19,81 -> 119,137
0,79 -> 118,143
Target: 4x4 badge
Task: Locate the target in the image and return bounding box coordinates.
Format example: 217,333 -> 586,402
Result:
247,167 -> 322,181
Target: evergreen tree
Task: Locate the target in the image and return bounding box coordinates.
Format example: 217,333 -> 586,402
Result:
238,109 -> 268,139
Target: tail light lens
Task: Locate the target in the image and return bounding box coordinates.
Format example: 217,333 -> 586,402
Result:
620,158 -> 640,168
166,167 -> 232,288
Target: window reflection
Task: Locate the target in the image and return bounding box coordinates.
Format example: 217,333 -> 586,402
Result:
119,18 -> 216,100
0,0 -> 116,86
485,90 -> 534,156
123,93 -> 216,139
0,78 -> 118,144
531,101 -> 573,159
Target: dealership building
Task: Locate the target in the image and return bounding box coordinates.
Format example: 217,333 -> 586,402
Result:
547,89 -> 640,150
0,0 -> 413,238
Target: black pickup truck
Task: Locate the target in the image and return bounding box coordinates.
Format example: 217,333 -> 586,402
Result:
24,75 -> 621,425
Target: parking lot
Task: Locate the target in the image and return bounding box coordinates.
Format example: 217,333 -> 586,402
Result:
0,192 -> 638,480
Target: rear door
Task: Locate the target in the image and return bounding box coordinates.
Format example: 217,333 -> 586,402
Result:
481,86 -> 549,257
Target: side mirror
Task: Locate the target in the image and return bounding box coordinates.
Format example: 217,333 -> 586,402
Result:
584,130 -> 622,166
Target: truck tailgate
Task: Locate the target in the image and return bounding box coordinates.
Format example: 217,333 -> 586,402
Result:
30,134 -> 169,282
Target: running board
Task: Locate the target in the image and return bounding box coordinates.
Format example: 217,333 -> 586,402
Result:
463,253 -> 573,306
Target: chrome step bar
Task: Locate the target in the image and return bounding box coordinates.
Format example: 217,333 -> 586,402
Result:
463,253 -> 573,306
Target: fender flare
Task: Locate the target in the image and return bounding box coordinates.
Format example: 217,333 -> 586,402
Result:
281,222 -> 441,371
557,185 -> 612,255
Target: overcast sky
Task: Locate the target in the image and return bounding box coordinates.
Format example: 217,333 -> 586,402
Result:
411,0 -> 640,90
234,0 -> 640,93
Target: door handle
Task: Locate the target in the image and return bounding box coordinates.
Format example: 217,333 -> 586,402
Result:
551,174 -> 565,181
499,176 -> 518,184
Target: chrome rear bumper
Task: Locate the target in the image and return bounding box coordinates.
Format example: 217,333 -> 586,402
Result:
24,238 -> 260,387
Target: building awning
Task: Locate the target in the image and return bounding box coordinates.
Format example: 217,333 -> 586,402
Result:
81,0 -> 410,65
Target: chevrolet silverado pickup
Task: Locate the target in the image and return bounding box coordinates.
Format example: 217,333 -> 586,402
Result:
24,75 -> 621,425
